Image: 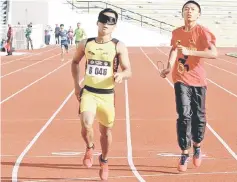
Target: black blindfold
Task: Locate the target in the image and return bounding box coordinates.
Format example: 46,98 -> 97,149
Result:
98,14 -> 117,25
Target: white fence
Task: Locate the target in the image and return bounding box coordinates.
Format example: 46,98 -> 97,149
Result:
3,24 -> 45,50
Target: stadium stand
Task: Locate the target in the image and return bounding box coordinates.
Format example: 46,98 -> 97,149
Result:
70,0 -> 237,47
0,0 -> 8,40
1,0 -> 236,49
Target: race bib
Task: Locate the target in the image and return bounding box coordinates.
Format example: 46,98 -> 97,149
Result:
86,59 -> 112,77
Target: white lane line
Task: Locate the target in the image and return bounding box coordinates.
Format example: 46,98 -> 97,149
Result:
124,80 -> 146,182
21,171 -> 237,181
1,47 -> 57,66
1,53 -> 61,78
204,62 -> 237,76
11,79 -> 84,182
1,60 -> 71,104
207,78 -> 237,98
218,57 -> 237,66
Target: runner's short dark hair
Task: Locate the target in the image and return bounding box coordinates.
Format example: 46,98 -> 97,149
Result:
182,0 -> 201,13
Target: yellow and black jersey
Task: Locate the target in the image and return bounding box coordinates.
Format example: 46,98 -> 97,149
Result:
83,38 -> 119,90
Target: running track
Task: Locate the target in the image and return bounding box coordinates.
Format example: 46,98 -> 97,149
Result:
1,45 -> 237,181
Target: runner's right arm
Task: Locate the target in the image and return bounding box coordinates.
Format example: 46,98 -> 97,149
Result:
160,31 -> 178,78
167,47 -> 178,70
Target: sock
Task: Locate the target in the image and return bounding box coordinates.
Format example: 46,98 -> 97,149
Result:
87,143 -> 94,149
193,145 -> 201,150
100,154 -> 108,163
181,153 -> 189,157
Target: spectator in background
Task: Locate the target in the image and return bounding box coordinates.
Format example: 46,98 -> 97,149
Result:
25,23 -> 33,50
74,22 -> 86,48
45,25 -> 52,45
6,24 -> 13,56
67,26 -> 74,46
55,24 -> 60,44
1,39 -> 6,52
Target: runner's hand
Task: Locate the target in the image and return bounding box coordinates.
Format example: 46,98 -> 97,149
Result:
114,72 -> 124,84
177,45 -> 190,56
160,68 -> 170,78
74,84 -> 82,102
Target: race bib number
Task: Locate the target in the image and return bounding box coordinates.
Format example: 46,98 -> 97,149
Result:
86,59 -> 112,77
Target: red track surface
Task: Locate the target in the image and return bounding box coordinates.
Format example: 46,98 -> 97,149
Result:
1,45 -> 237,182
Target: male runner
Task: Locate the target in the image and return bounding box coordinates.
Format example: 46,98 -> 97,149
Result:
160,1 -> 218,172
71,8 -> 132,180
74,22 -> 86,48
59,24 -> 69,61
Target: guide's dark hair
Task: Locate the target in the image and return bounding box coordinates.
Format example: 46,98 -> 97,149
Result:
182,1 -> 201,13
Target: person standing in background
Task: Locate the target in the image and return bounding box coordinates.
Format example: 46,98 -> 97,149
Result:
25,23 -> 33,50
45,25 -> 52,45
6,24 -> 13,56
68,26 -> 74,46
55,24 -> 60,45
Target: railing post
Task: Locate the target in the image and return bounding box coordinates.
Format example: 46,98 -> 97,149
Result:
88,1 -> 89,13
160,22 -> 162,34
141,15 -> 142,27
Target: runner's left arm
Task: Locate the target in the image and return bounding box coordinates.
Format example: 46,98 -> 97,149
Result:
116,41 -> 132,79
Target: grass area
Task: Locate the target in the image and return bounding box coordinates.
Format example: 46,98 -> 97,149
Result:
226,52 -> 237,58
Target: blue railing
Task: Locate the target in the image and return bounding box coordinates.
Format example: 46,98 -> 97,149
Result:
66,0 -> 176,35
